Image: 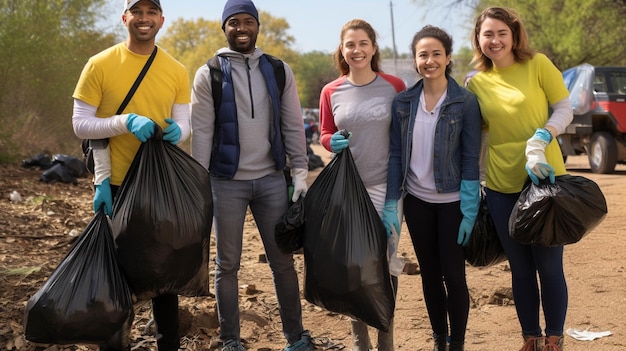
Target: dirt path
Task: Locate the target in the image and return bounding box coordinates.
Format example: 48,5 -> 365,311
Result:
1,149 -> 624,350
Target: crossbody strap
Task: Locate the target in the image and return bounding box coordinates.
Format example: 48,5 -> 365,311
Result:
116,46 -> 158,115
84,46 -> 159,174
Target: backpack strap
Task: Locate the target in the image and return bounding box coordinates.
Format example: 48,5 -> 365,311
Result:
264,54 -> 286,94
207,55 -> 223,114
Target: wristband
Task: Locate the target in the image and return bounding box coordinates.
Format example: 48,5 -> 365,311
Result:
541,128 -> 554,142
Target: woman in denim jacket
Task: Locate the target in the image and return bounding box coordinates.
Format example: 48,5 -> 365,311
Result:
385,26 -> 482,351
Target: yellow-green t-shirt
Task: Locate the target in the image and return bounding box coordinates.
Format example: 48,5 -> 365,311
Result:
467,53 -> 570,193
73,43 -> 190,185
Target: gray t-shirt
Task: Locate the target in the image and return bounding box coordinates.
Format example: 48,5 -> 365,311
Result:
320,74 -> 405,187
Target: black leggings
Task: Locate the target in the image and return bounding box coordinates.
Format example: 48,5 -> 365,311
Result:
403,194 -> 469,343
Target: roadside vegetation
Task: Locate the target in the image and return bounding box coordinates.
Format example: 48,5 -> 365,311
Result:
2,0 -> 625,163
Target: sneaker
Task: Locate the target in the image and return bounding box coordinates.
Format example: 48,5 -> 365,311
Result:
284,330 -> 315,351
221,339 -> 245,351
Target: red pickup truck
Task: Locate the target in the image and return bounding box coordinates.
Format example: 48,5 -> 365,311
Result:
559,64 -> 626,173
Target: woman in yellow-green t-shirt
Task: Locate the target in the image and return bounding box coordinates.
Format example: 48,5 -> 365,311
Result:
466,7 -> 573,351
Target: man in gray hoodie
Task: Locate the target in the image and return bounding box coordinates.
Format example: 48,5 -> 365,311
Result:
190,1 -> 312,351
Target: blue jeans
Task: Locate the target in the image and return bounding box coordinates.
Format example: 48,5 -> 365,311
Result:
211,171 -> 305,345
485,188 -> 567,337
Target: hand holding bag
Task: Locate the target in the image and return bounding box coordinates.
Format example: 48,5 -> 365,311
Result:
464,191 -> 507,267
303,146 -> 395,332
113,126 -> 213,301
509,174 -> 607,247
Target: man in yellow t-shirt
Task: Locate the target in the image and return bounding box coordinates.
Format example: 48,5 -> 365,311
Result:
71,1 -> 190,350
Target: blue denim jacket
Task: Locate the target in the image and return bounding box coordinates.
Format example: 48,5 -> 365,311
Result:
386,76 -> 482,200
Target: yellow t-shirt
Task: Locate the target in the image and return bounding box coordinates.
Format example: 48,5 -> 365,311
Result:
73,43 -> 190,185
468,53 -> 570,193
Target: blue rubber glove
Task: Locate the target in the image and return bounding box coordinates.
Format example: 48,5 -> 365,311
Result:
163,118 -> 181,144
330,131 -> 350,153
458,180 -> 481,246
126,113 -> 155,142
525,128 -> 555,185
381,200 -> 400,238
94,178 -> 112,216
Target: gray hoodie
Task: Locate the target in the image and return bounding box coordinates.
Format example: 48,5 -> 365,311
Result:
191,47 -> 308,180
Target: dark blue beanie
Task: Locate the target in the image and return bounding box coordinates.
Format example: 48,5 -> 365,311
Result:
221,0 -> 259,29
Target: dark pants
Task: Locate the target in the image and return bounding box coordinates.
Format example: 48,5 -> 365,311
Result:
485,188 -> 567,337
101,186 -> 180,351
150,294 -> 180,350
403,194 -> 469,344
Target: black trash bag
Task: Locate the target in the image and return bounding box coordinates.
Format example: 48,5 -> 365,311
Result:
463,192 -> 507,267
509,174 -> 608,247
303,146 -> 395,332
112,126 -> 212,301
40,163 -> 78,184
24,209 -> 133,349
306,141 -> 324,171
275,195 -> 305,254
52,154 -> 87,178
22,153 -> 53,169
308,153 -> 325,171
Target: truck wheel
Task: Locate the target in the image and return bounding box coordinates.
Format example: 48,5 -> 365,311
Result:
588,132 -> 617,173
